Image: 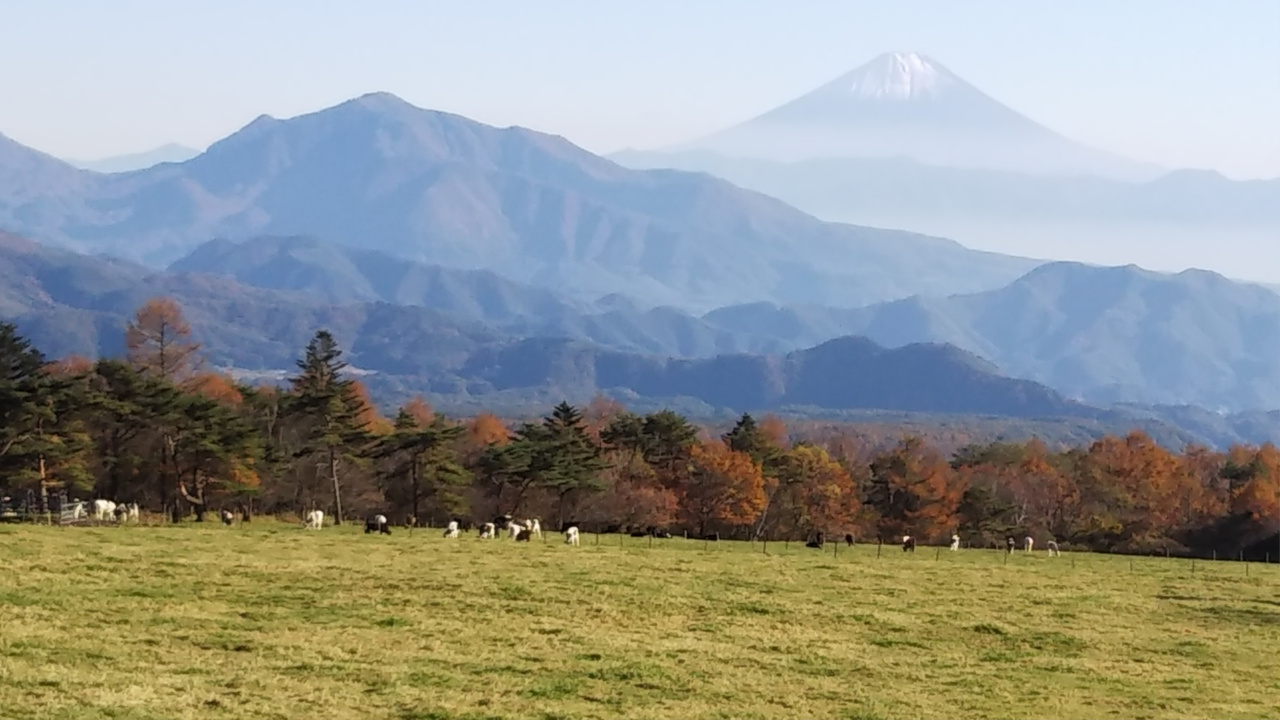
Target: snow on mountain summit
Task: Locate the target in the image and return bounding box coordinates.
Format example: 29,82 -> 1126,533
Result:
841,52 -> 956,100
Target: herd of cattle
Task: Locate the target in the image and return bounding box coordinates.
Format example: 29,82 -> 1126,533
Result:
52,499 -> 1063,555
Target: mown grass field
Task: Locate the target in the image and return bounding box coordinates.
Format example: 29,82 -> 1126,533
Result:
0,521 -> 1277,720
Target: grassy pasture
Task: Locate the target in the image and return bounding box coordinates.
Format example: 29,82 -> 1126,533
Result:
0,521 -> 1277,720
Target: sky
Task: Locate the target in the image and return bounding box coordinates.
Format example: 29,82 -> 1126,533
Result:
0,0 -> 1277,180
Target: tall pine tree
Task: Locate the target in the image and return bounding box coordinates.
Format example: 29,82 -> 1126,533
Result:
287,331 -> 370,525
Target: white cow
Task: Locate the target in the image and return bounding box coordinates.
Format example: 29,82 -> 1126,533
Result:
1024,536 -> 1034,552
949,534 -> 960,551
444,520 -> 460,539
508,522 -> 525,540
71,501 -> 87,521
1046,540 -> 1061,557
564,526 -> 580,546
126,503 -> 140,522
478,522 -> 496,539
93,499 -> 116,522
304,510 -> 324,529
525,518 -> 542,539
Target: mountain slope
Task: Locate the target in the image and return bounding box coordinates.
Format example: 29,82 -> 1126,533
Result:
667,52 -> 1161,179
0,93 -> 1040,312
704,262 -> 1280,411
169,236 -> 786,357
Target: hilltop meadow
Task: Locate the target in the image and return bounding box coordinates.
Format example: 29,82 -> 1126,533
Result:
1,522 -> 1277,720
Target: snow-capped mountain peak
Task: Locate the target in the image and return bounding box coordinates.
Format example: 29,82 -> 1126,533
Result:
843,51 -> 954,100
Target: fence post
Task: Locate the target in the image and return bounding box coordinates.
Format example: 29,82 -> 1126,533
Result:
935,546 -> 940,561
876,540 -> 882,559
1213,550 -> 1217,562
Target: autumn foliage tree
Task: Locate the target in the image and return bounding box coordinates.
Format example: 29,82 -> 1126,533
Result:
683,441 -> 766,535
125,297 -> 203,386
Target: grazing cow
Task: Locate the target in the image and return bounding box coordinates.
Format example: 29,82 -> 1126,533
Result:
950,534 -> 961,551
525,519 -> 542,539
1024,536 -> 1034,553
365,514 -> 391,535
493,514 -> 513,531
304,510 -> 324,529
844,533 -> 855,547
508,522 -> 525,540
93,499 -> 116,522
629,529 -> 647,538
805,531 -> 825,549
444,520 -> 460,539
565,526 -> 580,546
220,509 -> 234,526
1046,540 -> 1060,557
515,528 -> 533,542
902,535 -> 916,552
1006,537 -> 1016,553
478,522 -> 496,539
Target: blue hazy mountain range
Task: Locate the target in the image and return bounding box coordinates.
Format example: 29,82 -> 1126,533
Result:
64,144 -> 202,173
0,92 -> 1039,313
1,230 -> 1275,448
168,236 -> 1280,414
614,52 -> 1280,286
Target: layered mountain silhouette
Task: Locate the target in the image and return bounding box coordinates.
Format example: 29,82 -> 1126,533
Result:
704,263 -> 1280,412
170,235 -> 1280,412
664,52 -> 1162,180
0,231 -> 1078,418
0,94 -> 1039,312
2,231 -> 1275,446
65,144 -> 201,173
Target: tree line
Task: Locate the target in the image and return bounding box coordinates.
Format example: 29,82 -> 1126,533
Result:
1,298 -> 1276,557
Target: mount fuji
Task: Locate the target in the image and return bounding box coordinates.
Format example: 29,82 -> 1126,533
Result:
662,52 -> 1163,180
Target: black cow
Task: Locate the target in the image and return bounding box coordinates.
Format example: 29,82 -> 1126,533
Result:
844,533 -> 855,547
365,514 -> 391,535
220,509 -> 234,526
902,535 -> 917,552
805,531 -> 826,549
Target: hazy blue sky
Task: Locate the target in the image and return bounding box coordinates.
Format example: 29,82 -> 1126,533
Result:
2,0 -> 1277,179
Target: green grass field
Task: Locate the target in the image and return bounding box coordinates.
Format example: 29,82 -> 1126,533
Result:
1,521 -> 1277,720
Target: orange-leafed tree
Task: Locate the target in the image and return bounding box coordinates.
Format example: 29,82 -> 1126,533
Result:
125,296 -> 203,385
46,354 -> 94,378
789,444 -> 862,535
401,396 -> 435,427
1229,443 -> 1280,527
867,436 -> 965,541
349,379 -> 391,435
189,372 -> 244,407
682,441 -> 766,535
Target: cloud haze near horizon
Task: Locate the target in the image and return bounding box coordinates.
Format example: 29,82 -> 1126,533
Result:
0,0 -> 1277,180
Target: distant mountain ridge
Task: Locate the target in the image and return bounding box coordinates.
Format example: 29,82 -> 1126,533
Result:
704,262 -> 1280,412
0,93 -> 1040,313
0,230 -> 1074,419
2,231 -> 1275,447
65,144 -> 201,173
168,235 -> 1280,412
